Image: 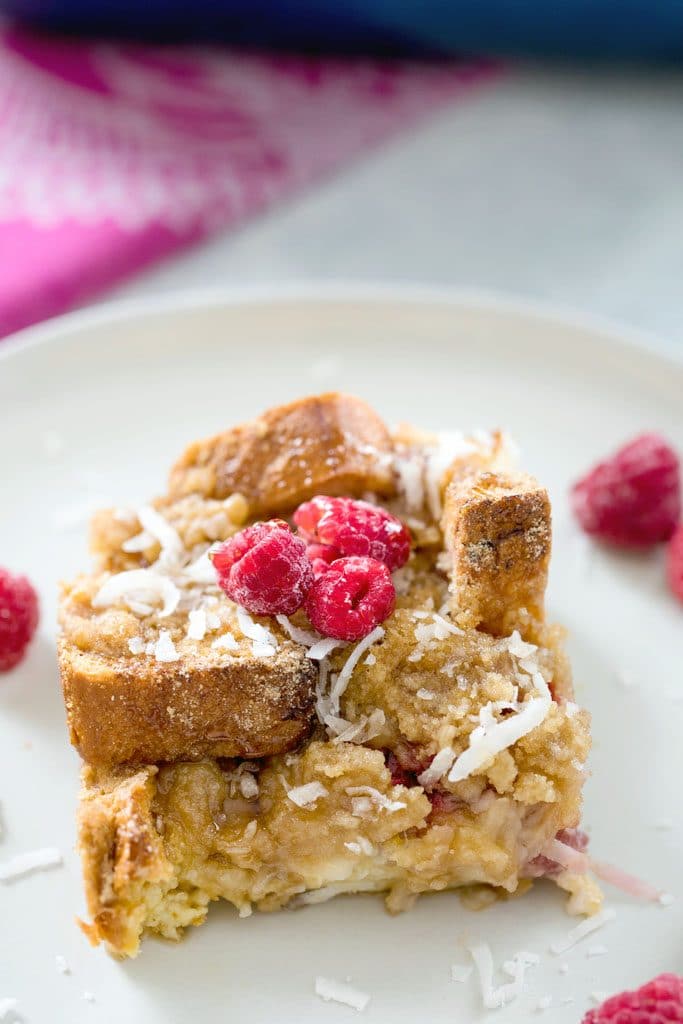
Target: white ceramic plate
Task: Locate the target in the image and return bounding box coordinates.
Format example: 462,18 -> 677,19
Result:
1,289 -> 681,1024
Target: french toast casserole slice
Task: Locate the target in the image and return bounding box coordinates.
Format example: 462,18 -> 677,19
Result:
58,394 -> 600,957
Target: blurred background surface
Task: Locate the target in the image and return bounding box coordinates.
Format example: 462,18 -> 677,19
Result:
0,5 -> 682,352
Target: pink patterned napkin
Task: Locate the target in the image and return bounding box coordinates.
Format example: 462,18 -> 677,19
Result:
0,25 -> 497,339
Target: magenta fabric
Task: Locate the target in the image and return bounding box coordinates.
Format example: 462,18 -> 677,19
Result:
0,26 -> 497,339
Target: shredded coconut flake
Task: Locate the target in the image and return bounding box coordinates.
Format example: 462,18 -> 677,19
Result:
416,688 -> 435,701
55,954 -> 70,975
507,630 -> 538,660
93,569 -> 180,618
182,551 -> 217,584
153,630 -> 180,663
393,452 -> 425,512
212,631 -> 238,650
586,944 -> 608,958
590,859 -> 663,902
0,846 -> 63,882
275,615 -> 319,647
127,636 -> 145,655
449,673 -> 551,783
186,608 -> 207,641
236,607 -> 277,657
346,786 -> 405,813
345,841 -> 362,855
466,941 -> 539,1010
136,505 -> 184,566
121,530 -> 155,553
307,637 -> 344,661
287,782 -> 328,808
329,627 -> 384,711
417,747 -> 455,788
314,977 -> 370,1012
549,908 -> 616,955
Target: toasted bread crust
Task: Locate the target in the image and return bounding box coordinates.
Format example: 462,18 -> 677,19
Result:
442,471 -> 551,634
78,765 -> 172,957
60,638 -> 316,766
168,393 -> 396,514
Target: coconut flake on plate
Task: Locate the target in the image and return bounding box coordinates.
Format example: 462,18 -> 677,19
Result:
314,977 -> 370,1012
549,907 -> 616,955
287,782 -> 328,808
93,569 -> 180,618
0,846 -> 63,882
55,954 -> 70,975
466,941 -> 539,1011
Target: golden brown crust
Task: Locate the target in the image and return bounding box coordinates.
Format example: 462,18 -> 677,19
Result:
60,636 -> 316,766
167,392 -> 396,514
441,471 -> 551,635
77,765 -> 172,958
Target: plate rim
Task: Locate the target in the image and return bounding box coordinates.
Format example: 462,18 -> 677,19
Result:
1,282 -> 682,378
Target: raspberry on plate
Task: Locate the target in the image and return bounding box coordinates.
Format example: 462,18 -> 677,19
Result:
305,555 -> 395,640
571,433 -> 680,547
666,523 -> 683,602
294,495 -> 411,571
582,972 -> 683,1023
211,520 -> 314,617
0,567 -> 39,672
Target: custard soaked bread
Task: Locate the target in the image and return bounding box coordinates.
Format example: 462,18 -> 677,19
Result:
60,394 -> 398,766
58,393 -> 599,957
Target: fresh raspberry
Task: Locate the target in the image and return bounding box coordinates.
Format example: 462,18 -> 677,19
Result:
571,433 -> 680,547
305,542 -> 340,577
294,496 -> 411,571
667,523 -> 683,602
582,973 -> 683,1024
428,790 -> 464,819
384,743 -> 426,787
304,556 -> 395,641
0,568 -> 39,672
211,520 -> 313,617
